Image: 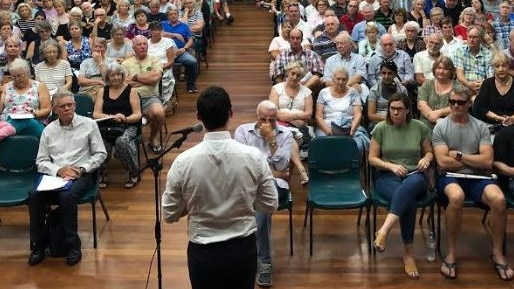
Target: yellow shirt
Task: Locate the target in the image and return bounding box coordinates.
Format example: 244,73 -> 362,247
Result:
122,55 -> 163,98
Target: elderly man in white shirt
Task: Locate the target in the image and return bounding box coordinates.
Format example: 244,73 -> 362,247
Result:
413,33 -> 444,86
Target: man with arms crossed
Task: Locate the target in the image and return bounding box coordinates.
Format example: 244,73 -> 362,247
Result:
162,86 -> 278,289
432,85 -> 513,281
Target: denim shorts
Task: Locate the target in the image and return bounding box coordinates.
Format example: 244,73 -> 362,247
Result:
436,176 -> 496,203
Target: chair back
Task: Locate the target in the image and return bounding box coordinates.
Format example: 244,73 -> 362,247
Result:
308,136 -> 360,177
0,135 -> 39,171
74,94 -> 94,118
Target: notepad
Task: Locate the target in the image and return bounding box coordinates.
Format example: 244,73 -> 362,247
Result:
94,115 -> 115,122
9,113 -> 34,119
36,175 -> 72,192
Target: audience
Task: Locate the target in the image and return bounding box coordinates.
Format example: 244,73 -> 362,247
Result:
234,100 -> 292,287
396,21 -> 425,61
77,37 -> 110,99
35,39 -> 72,94
413,32 -> 443,85
351,4 -> 386,42
433,85 -> 513,281
93,63 -> 142,189
369,92 -> 432,280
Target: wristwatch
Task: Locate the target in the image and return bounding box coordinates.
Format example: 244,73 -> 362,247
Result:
455,151 -> 463,161
80,167 -> 86,175
132,74 -> 138,82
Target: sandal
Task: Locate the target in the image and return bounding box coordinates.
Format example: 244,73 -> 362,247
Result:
374,232 -> 387,253
490,255 -> 514,281
147,143 -> 162,154
440,259 -> 457,280
99,175 -> 108,189
299,169 -> 309,185
124,175 -> 140,189
404,257 -> 420,280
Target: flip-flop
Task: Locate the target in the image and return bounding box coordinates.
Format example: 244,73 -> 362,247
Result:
374,232 -> 386,253
490,255 -> 514,281
440,259 -> 457,280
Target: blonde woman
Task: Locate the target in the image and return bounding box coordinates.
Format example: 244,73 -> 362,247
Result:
454,7 -> 476,42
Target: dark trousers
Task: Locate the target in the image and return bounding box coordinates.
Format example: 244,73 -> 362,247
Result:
188,233 -> 257,289
29,173 -> 95,250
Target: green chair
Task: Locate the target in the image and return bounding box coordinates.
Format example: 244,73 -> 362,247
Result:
277,189 -> 293,256
304,136 -> 371,256
369,167 -> 435,254
0,136 -> 40,216
74,94 -> 94,118
77,170 -> 108,248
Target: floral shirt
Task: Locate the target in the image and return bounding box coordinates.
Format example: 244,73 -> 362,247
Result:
125,23 -> 151,40
65,37 -> 92,70
0,80 -> 40,121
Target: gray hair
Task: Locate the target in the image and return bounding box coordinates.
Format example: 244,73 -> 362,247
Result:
39,39 -> 62,62
405,20 -> 420,32
166,4 -> 179,14
256,100 -> 278,115
69,7 -> 83,16
331,67 -> 349,79
36,20 -> 52,32
132,35 -> 148,47
116,0 -> 130,9
104,62 -> 127,85
52,90 -> 75,107
451,83 -> 471,101
8,58 -> 30,75
285,61 -> 306,77
94,37 -> 107,48
110,23 -> 126,37
3,36 -> 23,50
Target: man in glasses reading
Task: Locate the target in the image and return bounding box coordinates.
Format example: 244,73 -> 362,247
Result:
432,85 -> 513,281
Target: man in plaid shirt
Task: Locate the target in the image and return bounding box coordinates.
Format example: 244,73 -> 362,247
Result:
273,28 -> 324,91
492,1 -> 514,51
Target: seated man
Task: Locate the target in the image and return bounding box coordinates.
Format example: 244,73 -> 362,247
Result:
432,85 -> 514,281
122,35 -> 165,154
273,28 -> 324,92
413,33 -> 443,86
148,0 -> 167,23
367,33 -> 414,87
452,25 -> 493,97
91,8 -> 112,41
351,4 -> 386,42
323,31 -> 368,100
162,5 -> 199,93
422,7 -> 443,41
312,15 -> 340,59
28,90 -> 107,266
234,100 -> 293,287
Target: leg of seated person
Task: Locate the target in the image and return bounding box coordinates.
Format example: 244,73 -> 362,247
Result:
29,190 -> 48,251
57,172 -> 95,248
145,102 -> 165,148
114,126 -> 140,175
481,183 -> 513,279
290,140 -> 308,185
176,52 -> 198,87
7,119 -> 44,138
441,181 -> 465,273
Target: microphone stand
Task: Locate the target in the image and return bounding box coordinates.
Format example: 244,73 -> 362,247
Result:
136,133 -> 189,289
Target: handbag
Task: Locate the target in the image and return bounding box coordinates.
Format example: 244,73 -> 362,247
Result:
99,123 -> 126,142
331,122 -> 351,136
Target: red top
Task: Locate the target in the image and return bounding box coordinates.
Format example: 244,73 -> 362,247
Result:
340,13 -> 364,34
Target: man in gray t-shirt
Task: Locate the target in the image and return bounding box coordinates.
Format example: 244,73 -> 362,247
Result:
432,85 -> 513,281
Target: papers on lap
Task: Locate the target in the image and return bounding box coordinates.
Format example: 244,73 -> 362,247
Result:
95,115 -> 116,122
36,175 -> 72,192
9,113 -> 34,119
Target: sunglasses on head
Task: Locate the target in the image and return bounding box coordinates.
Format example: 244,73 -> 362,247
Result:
448,99 -> 468,106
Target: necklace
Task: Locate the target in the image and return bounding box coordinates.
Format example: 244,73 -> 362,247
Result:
496,76 -> 512,86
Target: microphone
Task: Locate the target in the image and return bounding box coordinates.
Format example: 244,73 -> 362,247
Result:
169,123 -> 204,135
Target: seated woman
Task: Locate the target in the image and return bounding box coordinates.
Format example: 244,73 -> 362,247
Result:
315,67 -> 370,152
454,7 -> 476,43
269,61 -> 312,185
358,21 -> 381,65
25,20 -> 54,66
368,92 -> 432,280
0,21 -> 13,55
0,36 -> 25,91
125,9 -> 151,40
0,58 -> 51,138
396,21 -> 425,61
93,62 -> 142,189
474,52 -> 514,126
34,39 -> 73,94
78,37 -> 110,99
367,60 -> 408,130
63,21 -> 92,93
417,56 -> 456,129
106,24 -> 134,64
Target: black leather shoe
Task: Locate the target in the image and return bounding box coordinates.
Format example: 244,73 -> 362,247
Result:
28,250 -> 45,266
66,248 -> 82,266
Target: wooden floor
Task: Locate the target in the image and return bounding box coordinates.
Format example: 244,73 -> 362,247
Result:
2,3 -> 514,288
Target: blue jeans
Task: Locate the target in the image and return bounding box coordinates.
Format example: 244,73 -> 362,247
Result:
175,51 -> 198,85
256,186 -> 287,264
375,171 -> 427,244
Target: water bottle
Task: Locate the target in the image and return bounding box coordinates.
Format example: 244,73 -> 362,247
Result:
426,232 -> 436,262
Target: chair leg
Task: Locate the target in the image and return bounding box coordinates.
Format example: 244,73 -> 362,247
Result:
372,205 -> 377,255
97,191 -> 110,221
437,204 -> 442,258
288,207 -> 293,256
419,207 -> 425,226
366,204 -> 372,253
309,206 -> 313,256
92,201 -> 97,249
356,207 -> 363,226
303,200 -> 309,227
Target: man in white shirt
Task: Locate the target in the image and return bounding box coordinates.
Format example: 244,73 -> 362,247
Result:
413,33 -> 444,85
440,17 -> 462,57
162,86 -> 278,289
28,91 -> 107,266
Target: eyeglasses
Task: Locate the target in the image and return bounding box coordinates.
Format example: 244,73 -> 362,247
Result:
448,99 -> 468,106
389,106 -> 406,112
348,4 -> 357,7
259,117 -> 277,123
